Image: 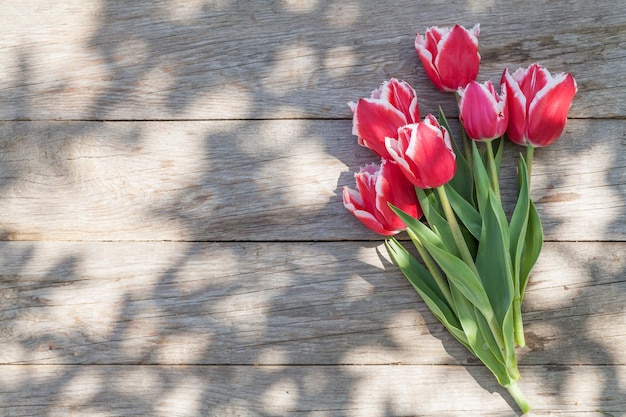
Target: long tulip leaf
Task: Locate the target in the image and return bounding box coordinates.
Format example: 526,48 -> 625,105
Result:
439,107 -> 473,203
385,239 -> 469,348
509,156 -> 531,296
472,141 -> 490,214
390,205 -> 447,252
451,287 -> 511,386
444,183 -> 482,240
418,237 -> 494,323
519,199 -> 543,296
493,136 -> 504,173
414,188 -> 459,257
475,191 -> 515,327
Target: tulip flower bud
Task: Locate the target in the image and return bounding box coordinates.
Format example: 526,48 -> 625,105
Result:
385,115 -> 456,189
458,80 -> 508,141
342,159 -> 422,236
415,24 -> 481,92
501,63 -> 577,147
348,79 -> 421,159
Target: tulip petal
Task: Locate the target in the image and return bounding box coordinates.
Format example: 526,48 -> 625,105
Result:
502,69 -> 529,145
343,186 -> 396,236
459,81 -> 508,141
413,122 -> 456,188
379,79 -> 421,123
375,160 -> 421,229
385,135 -> 422,188
527,73 -> 577,146
515,64 -> 551,113
392,117 -> 456,189
352,98 -> 408,158
415,40 -> 443,91
435,24 -> 480,91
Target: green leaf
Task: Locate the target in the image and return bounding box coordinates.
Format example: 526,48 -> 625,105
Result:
439,107 -> 473,202
418,238 -> 494,323
472,141 -> 490,214
451,287 -> 512,386
501,306 -> 520,380
394,201 -> 491,319
414,188 -> 459,257
390,205 -> 447,253
385,239 -> 469,348
519,199 -> 543,296
444,183 -> 481,240
473,305 -> 505,366
509,156 -> 531,296
475,191 -> 515,327
493,136 -> 504,173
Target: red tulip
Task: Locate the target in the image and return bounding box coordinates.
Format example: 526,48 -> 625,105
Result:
501,63 -> 577,147
415,24 -> 481,92
458,80 -> 508,141
343,159 -> 422,236
349,78 -> 421,159
385,115 -> 456,189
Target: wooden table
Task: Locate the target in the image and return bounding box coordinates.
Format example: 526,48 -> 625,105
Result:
1,1 -> 624,416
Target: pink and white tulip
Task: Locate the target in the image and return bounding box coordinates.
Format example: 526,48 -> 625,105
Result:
349,78 -> 421,159
458,80 -> 508,141
386,115 -> 456,189
501,63 -> 577,147
343,159 -> 422,236
415,24 -> 481,92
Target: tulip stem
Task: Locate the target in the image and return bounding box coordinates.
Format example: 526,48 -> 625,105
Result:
513,296 -> 526,347
436,186 -> 477,276
504,382 -> 532,414
485,140 -> 501,201
407,229 -> 455,308
460,125 -> 473,169
525,146 -> 535,186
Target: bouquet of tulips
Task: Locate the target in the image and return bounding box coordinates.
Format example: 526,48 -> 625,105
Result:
343,24 -> 577,414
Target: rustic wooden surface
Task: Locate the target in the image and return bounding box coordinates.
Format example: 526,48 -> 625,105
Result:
0,1 -> 624,416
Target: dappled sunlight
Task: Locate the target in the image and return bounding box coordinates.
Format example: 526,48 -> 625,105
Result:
263,44 -> 318,97
0,1 -> 106,120
162,0 -> 215,24
56,368 -> 103,408
0,0 -> 623,415
261,377 -> 300,414
282,0 -> 320,14
155,332 -> 212,364
324,46 -> 359,78
154,374 -> 204,417
530,119 -> 624,240
466,0 -> 496,13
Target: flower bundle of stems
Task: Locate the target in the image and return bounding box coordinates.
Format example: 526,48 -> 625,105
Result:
342,24 -> 577,413
386,108 -> 540,414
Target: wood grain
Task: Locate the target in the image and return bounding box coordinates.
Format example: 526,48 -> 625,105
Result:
0,364 -> 623,416
1,241 -> 623,366
0,0 -> 624,120
0,119 -> 623,242
1,1 -> 624,415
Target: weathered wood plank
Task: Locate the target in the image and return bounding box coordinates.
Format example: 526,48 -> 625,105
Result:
0,364 -> 623,416
1,241 -> 623,366
0,119 -> 623,241
0,0 -> 623,120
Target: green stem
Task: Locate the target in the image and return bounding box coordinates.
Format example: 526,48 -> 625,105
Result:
485,140 -> 501,201
436,186 -> 478,276
438,185 -> 509,358
460,125 -> 473,169
504,382 -> 532,414
513,296 -> 526,347
525,146 -> 535,186
455,92 -> 474,167
407,230 -> 455,308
